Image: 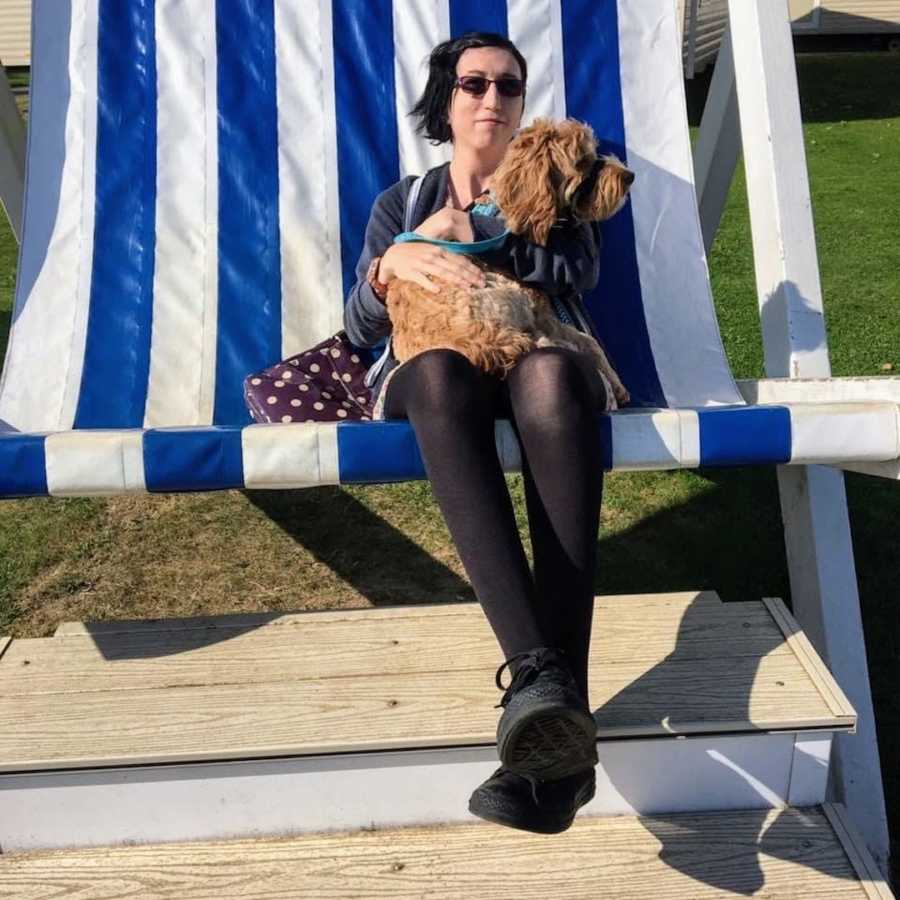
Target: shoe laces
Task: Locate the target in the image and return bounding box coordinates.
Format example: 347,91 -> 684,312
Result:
493,646 -> 570,710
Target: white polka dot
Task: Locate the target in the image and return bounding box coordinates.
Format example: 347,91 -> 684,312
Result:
282,370 -> 293,379
281,415 -> 293,423
342,401 -> 351,408
350,355 -> 360,364
337,408 -> 348,418
304,352 -> 312,356
322,391 -> 332,400
330,347 -> 341,358
306,418 -> 314,422
266,396 -> 277,405
362,415 -> 371,420
290,398 -> 302,407
313,401 -> 324,410
357,395 -> 366,402
290,359 -> 298,365
274,380 -> 284,388
309,363 -> 320,373
320,348 -> 329,355
251,378 -> 262,385
299,384 -> 309,392
331,371 -> 340,380
342,373 -> 352,382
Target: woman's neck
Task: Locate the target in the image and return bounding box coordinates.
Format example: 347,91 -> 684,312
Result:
448,148 -> 503,207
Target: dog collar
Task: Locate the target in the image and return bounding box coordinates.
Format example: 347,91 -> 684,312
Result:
392,229 -> 510,255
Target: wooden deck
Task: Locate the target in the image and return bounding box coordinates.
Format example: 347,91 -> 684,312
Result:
1,803 -> 892,898
0,591 -> 855,772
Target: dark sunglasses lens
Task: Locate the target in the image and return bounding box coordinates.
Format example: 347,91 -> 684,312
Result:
457,76 -> 524,97
458,76 -> 489,95
496,79 -> 524,97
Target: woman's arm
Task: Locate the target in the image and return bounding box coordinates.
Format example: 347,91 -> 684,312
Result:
469,212 -> 602,297
342,178 -> 413,349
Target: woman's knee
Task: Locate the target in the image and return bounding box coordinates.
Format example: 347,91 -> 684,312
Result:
397,348 -> 493,415
507,347 -> 605,424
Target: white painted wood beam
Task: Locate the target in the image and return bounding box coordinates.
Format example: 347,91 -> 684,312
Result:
728,0 -> 891,876
0,61 -> 25,243
692,24 -> 741,255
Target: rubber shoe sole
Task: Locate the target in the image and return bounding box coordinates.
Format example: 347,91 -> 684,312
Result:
497,695 -> 599,781
468,766 -> 597,834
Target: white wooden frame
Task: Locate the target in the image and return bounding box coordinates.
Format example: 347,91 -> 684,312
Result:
0,61 -> 25,243
692,0 -> 893,877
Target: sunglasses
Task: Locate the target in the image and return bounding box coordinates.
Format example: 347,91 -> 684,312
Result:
454,75 -> 525,98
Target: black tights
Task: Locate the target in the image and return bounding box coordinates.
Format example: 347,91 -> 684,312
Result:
382,346 -> 607,706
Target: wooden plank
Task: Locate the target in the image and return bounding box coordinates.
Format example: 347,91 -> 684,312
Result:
0,805 -> 887,899
763,597 -> 857,723
0,650 -> 849,772
822,803 -> 895,898
49,590 -> 724,637
8,603 -> 789,696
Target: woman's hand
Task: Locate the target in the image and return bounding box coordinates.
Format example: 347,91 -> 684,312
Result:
379,242 -> 486,295
414,208 -> 475,243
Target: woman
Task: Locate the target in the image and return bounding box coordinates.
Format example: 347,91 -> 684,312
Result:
343,32 -> 607,834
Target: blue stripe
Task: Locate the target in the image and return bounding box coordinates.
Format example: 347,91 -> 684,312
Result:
337,416 -> 613,484
697,405 -> 792,466
213,0 -> 282,426
144,428 -> 244,492
449,0 -> 508,38
74,0 -> 156,427
334,0 -> 399,302
0,434 -> 48,497
337,421 -> 428,482
560,0 -> 665,410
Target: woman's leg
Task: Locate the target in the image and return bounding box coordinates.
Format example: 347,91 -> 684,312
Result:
502,346 -> 607,706
382,349 -> 549,664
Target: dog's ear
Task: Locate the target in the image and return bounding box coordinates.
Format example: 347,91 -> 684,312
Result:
491,119 -> 558,246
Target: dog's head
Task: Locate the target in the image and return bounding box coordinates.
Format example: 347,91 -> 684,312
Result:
490,117 -> 634,246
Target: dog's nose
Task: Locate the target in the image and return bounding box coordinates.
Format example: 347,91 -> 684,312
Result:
624,170 -> 635,186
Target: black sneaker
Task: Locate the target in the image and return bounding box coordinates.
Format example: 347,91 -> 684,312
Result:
494,646 -> 598,781
468,765 -> 597,834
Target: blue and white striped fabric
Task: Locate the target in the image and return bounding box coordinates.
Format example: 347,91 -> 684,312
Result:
0,0 -> 897,498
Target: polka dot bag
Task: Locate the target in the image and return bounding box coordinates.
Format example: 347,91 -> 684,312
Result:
243,331 -> 375,423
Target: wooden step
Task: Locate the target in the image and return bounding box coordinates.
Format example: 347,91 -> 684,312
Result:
0,590 -> 854,772
1,803 -> 892,899
0,591 -> 858,853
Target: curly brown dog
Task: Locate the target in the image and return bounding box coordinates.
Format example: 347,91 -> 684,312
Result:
385,117 -> 634,408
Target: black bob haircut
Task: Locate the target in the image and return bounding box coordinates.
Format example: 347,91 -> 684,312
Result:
409,32 -> 527,146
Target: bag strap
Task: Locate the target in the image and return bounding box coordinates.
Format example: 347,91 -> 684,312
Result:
404,175 -> 424,232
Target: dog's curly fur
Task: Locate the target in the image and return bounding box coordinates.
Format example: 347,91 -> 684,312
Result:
385,117 -> 634,408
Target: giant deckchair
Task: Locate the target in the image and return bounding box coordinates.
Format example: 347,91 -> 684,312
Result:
0,0 -> 895,883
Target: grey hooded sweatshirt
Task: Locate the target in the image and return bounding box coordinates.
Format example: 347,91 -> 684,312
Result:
343,161 -> 606,411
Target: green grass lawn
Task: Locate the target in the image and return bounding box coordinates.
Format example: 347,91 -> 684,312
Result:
0,52 -> 898,881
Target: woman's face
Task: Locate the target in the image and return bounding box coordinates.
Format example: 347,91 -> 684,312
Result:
447,47 -> 524,153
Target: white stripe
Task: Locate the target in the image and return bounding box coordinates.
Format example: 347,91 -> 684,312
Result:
275,0 -> 343,357
789,402 -> 900,465
242,422 -> 340,488
610,408 -> 700,470
45,430 -> 146,495
393,0 -> 451,178
144,0 -> 217,427
0,0 -> 98,431
618,1 -> 744,408
197,0 -> 219,425
507,0 -> 566,124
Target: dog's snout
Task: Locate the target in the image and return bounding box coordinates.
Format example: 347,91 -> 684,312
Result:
624,170 -> 635,186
